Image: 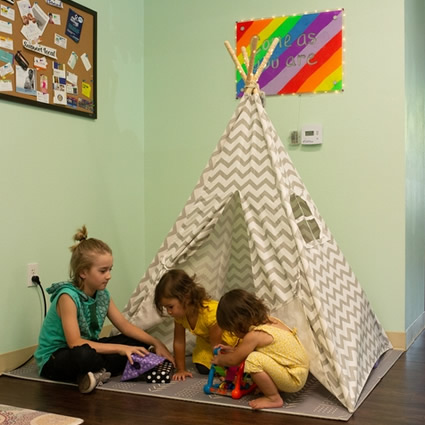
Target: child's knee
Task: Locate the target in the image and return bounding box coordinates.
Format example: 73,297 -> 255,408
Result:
71,344 -> 103,371
244,351 -> 267,374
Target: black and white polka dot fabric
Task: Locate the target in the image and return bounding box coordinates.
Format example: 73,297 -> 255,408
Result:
145,360 -> 174,383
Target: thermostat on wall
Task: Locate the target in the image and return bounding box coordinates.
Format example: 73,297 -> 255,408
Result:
301,124 -> 323,145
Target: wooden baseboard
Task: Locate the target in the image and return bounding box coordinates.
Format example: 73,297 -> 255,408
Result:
386,332 -> 406,350
99,324 -> 113,337
0,345 -> 37,374
386,314 -> 425,351
0,324 -> 114,374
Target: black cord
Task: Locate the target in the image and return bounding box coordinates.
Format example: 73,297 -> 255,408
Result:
32,275 -> 47,318
14,275 -> 47,370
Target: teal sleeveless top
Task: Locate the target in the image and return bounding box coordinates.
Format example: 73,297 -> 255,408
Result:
34,281 -> 110,373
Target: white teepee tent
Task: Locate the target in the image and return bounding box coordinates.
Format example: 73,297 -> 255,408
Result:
120,37 -> 392,412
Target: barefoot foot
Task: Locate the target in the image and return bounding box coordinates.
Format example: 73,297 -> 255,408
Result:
249,394 -> 284,409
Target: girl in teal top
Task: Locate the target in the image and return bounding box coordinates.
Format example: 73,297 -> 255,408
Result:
35,225 -> 174,393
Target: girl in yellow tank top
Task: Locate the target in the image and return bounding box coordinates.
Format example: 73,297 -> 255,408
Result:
154,269 -> 239,381
214,289 -> 309,410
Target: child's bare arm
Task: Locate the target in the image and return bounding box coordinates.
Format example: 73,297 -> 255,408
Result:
108,299 -> 175,364
59,295 -> 149,363
214,331 -> 271,367
173,322 -> 192,380
208,323 -> 223,347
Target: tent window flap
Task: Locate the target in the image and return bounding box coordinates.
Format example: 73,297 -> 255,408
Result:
290,194 -> 321,243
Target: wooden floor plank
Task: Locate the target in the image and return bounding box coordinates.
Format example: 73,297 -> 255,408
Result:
1,331 -> 424,425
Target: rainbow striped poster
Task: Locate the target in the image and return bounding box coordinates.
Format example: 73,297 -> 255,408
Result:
236,10 -> 343,97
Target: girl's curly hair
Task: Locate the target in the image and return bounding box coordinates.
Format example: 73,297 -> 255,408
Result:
216,289 -> 270,335
154,269 -> 210,316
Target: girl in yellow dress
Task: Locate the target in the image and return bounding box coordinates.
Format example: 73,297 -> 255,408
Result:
154,269 -> 238,381
214,289 -> 309,409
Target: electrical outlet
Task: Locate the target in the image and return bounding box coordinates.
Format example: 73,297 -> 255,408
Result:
27,263 -> 39,287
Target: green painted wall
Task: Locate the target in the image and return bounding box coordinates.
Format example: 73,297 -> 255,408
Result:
144,0 -> 410,334
0,0 -> 145,354
1,0 -> 423,358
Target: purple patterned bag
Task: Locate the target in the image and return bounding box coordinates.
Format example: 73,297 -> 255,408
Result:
121,353 -> 165,382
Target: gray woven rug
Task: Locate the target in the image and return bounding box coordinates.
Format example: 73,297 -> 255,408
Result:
4,349 -> 402,421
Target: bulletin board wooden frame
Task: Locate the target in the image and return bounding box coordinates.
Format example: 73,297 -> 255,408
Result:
0,0 -> 97,118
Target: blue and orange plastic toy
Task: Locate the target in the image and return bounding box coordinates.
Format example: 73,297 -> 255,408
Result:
203,347 -> 256,399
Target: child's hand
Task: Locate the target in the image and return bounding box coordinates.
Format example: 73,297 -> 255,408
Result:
120,345 -> 150,364
172,370 -> 193,381
212,350 -> 223,365
213,344 -> 234,354
152,342 -> 175,366
212,344 -> 235,366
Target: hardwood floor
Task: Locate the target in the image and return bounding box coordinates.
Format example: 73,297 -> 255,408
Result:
1,331 -> 424,425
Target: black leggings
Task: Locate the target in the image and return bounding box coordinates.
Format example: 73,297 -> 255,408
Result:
195,363 -> 210,375
41,334 -> 149,383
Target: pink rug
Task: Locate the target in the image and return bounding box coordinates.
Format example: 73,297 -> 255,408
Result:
0,403 -> 83,424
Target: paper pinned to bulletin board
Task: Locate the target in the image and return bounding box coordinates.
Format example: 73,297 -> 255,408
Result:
235,9 -> 343,97
0,0 -> 96,118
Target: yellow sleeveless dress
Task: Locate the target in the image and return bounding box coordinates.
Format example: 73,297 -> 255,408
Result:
175,299 -> 239,368
244,318 -> 309,392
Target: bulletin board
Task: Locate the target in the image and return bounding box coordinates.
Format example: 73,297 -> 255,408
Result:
0,0 -> 97,118
235,10 -> 343,98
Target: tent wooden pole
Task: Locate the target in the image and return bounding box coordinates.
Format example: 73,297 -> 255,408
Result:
225,35 -> 278,94
254,37 -> 280,81
241,46 -> 250,69
246,35 -> 258,84
254,37 -> 280,80
224,40 -> 247,82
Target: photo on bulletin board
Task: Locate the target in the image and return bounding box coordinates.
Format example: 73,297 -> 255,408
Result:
235,9 -> 343,98
0,0 -> 97,118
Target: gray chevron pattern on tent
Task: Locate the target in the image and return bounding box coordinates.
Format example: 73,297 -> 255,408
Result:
120,92 -> 391,412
